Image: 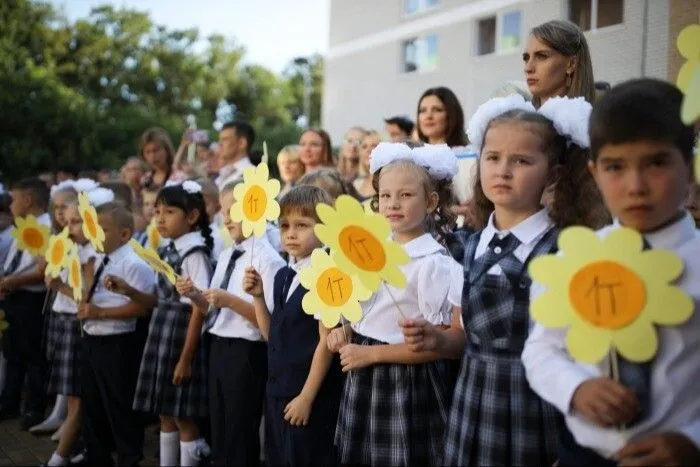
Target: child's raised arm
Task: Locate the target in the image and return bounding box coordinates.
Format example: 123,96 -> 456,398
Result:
105,274 -> 157,310
243,266 -> 271,340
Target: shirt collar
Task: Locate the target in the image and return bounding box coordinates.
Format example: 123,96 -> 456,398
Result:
613,212 -> 697,250
289,254 -> 312,274
37,212 -> 51,226
483,208 -> 553,247
173,231 -> 204,254
402,233 -> 445,259
109,242 -> 132,262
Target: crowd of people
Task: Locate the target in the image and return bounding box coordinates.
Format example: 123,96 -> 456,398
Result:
0,18 -> 698,467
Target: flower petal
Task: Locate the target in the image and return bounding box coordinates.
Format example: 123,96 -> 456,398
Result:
341,300 -> 363,324
252,219 -> 266,238
313,224 -> 333,247
266,200 -> 280,222
566,322 -> 611,364
242,220 -> 253,238
530,290 -> 574,328
528,255 -> 569,287
381,265 -> 405,290
558,227 -> 600,263
614,318 -> 657,363
644,284 -> 694,326
315,203 -> 337,227
634,249 -> 684,283
266,179 -> 281,199
603,227 -> 644,259
230,202 -> 243,222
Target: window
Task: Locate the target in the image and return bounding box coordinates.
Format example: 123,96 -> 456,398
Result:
476,10 -> 522,56
569,0 -> 623,31
404,0 -> 439,16
402,34 -> 439,73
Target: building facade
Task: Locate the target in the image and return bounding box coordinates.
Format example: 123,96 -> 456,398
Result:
323,0 -> 699,142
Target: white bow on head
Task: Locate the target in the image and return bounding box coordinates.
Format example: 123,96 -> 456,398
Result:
369,143 -> 458,180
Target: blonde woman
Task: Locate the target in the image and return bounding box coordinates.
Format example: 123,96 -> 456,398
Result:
276,145 -> 304,197
352,130 -> 381,201
336,126 -> 366,182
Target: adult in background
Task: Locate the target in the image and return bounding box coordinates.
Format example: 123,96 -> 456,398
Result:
276,145 -> 304,198
215,121 -> 255,190
336,126 -> 365,182
524,20 -> 596,107
139,128 -> 179,191
416,87 -> 467,147
384,116 -> 414,142
352,130 -> 382,201
298,128 -> 334,174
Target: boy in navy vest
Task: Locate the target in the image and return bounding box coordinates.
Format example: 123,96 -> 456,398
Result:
244,185 -> 344,465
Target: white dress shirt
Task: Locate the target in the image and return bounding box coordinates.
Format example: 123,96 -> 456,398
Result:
522,213 -> 700,456
3,212 -> 51,292
170,232 -> 211,305
0,226 -> 12,270
353,233 -> 458,344
209,236 -> 285,339
83,242 -> 156,336
215,157 -> 253,190
53,244 -> 98,314
285,254 -> 312,302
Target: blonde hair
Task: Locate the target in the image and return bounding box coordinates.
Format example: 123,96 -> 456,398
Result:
277,145 -> 301,164
337,127 -> 366,180
490,81 -> 532,101
358,130 -> 382,176
296,168 -> 360,201
530,20 -> 596,106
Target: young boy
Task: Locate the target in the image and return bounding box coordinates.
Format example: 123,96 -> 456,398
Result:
523,78 -> 700,467
178,181 -> 285,465
243,185 -> 344,465
0,178 -> 51,430
77,202 -> 156,466
135,187 -> 158,246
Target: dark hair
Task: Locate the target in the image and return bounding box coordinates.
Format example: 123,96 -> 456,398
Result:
56,165 -> 79,178
78,169 -> 98,181
384,116 -> 415,135
138,128 -> 175,189
301,128 -> 334,166
279,185 -> 333,222
371,160 -> 457,245
100,181 -> 133,210
471,109 -> 609,230
416,87 -> 467,147
249,149 -> 264,166
97,202 -> 134,232
11,177 -> 50,210
155,185 -> 213,251
296,169 -> 361,201
590,78 -> 695,164
0,193 -> 11,214
222,121 -> 256,151
594,81 -> 611,91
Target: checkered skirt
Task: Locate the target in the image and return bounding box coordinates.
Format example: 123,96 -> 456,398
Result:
334,334 -> 452,466
46,312 -> 82,396
42,290 -> 59,360
443,229 -> 560,466
132,246 -> 211,418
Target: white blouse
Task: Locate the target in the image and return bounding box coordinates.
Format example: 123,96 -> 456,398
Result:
171,231 -> 211,305
53,244 -> 98,314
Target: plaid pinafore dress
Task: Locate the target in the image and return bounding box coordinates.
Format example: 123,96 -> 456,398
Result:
443,227 -> 561,466
132,243 -> 211,418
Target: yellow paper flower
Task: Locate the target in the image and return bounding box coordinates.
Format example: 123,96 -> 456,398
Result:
78,192 -> 105,252
44,227 -> 74,278
315,195 -> 409,292
229,163 -> 281,238
676,23 -> 700,124
529,226 -> 693,364
129,239 -> 177,284
66,247 -> 83,302
146,219 -> 162,250
0,309 -> 8,336
11,215 -> 50,257
299,248 -> 371,328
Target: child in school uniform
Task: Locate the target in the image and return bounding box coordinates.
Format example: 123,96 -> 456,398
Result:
0,178 -> 51,430
77,201 -> 156,466
41,188 -> 113,466
176,181 -> 286,465
132,181 -> 213,467
325,143 -> 460,466
523,79 -> 700,466
243,185 -> 344,466
401,95 -> 608,466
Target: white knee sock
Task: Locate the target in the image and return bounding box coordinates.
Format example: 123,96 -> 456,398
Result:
180,438 -> 209,467
47,452 -> 68,466
160,431 -> 180,467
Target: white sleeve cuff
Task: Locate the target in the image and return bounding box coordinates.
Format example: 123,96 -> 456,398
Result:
679,419 -> 700,450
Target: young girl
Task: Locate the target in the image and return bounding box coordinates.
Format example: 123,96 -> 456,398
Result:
400,95 -> 607,466
327,143 -> 461,466
42,188 -> 112,467
132,181 -> 213,467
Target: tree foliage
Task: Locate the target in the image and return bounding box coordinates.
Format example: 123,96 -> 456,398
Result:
0,0 -> 323,182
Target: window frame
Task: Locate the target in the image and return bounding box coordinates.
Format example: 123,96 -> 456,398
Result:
400,33 -> 439,74
403,0 -> 440,17
567,0 -> 624,32
474,9 -> 523,57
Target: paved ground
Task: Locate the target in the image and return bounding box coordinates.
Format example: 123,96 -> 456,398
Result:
0,417 -> 160,466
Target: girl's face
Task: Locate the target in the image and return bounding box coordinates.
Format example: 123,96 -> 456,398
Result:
378,165 -> 437,244
53,191 -> 73,229
418,95 -> 448,143
480,121 -> 552,220
523,35 -> 573,103
360,134 -> 381,171
142,142 -> 168,170
341,128 -> 364,159
155,202 -> 199,240
278,156 -> 305,184
66,205 -> 88,245
299,131 -> 325,169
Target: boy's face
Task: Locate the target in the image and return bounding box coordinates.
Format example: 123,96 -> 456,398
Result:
98,213 -> 131,254
279,211 -> 321,259
142,192 -> 157,222
590,140 -> 691,233
9,189 -> 32,218
220,191 -> 244,243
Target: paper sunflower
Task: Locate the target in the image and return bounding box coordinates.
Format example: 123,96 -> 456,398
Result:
0,309 -> 8,336
11,215 -> 50,257
676,23 -> 700,125
146,219 -> 162,250
44,227 -> 74,278
529,226 -> 693,364
66,247 -> 83,302
230,163 -> 281,238
315,195 -> 408,292
129,239 -> 177,284
78,192 -> 105,252
299,249 -> 371,328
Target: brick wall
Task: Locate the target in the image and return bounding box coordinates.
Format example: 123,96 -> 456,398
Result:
668,0 -> 700,83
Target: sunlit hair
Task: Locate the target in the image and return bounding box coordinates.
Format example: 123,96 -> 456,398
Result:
296,168 -> 360,201
357,130 -> 382,177
96,202 -> 134,232
301,128 -> 334,167
279,185 -> 333,222
138,127 -> 175,170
